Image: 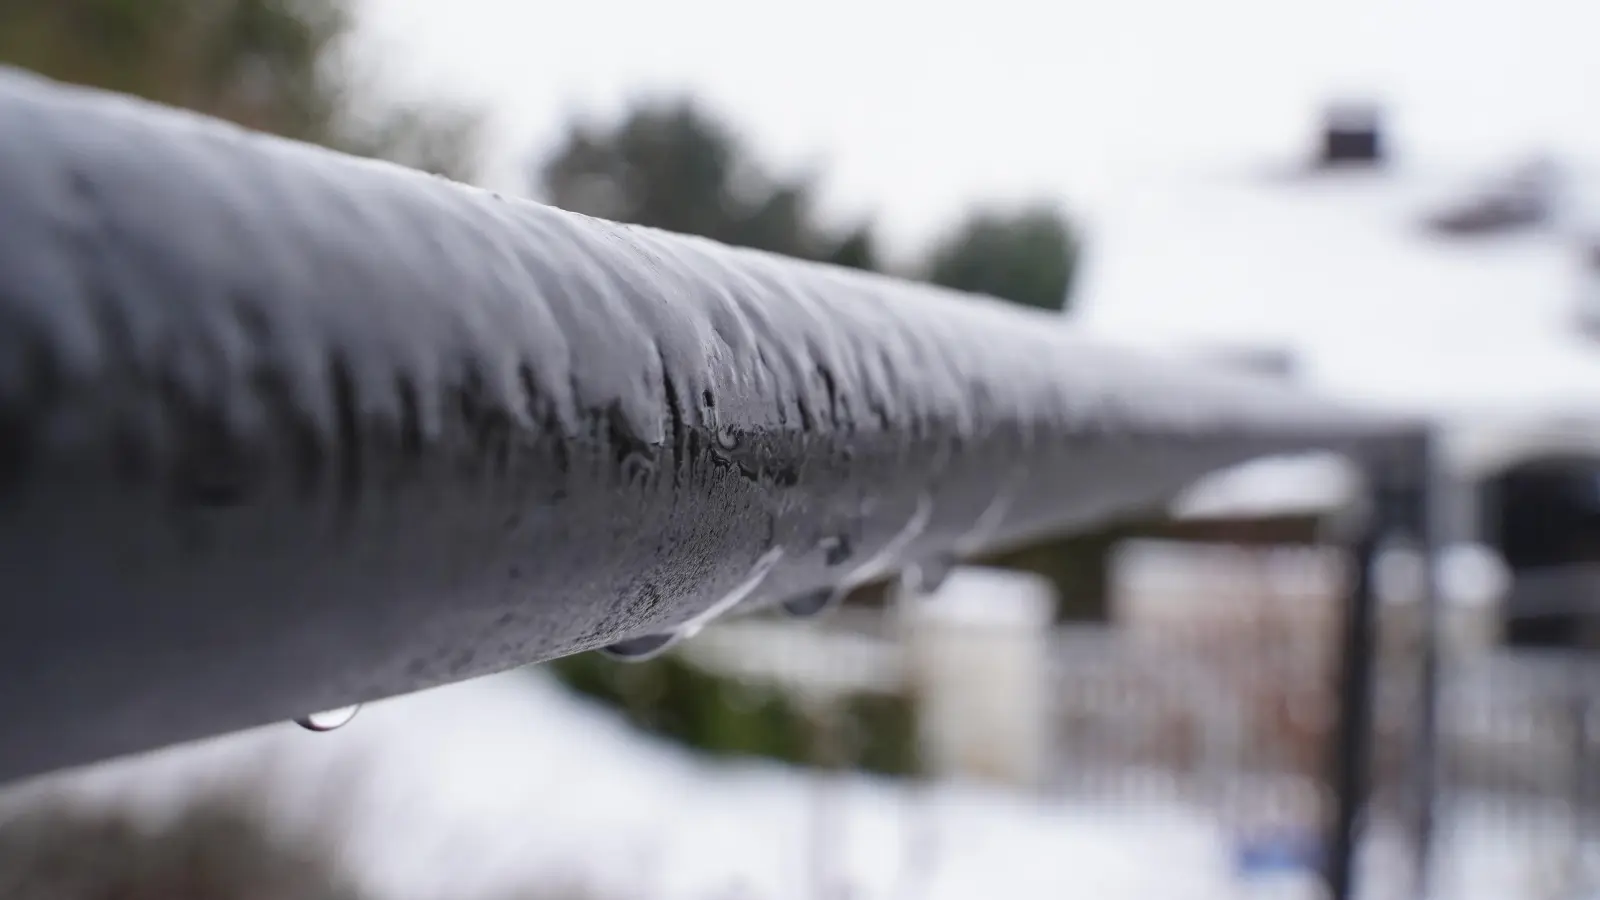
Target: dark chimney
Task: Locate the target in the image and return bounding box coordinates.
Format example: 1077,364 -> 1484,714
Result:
1317,102 -> 1385,167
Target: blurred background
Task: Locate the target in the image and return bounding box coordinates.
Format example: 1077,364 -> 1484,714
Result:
1,0 -> 1597,898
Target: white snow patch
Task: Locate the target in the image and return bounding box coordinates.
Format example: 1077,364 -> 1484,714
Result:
1,670 -> 1584,900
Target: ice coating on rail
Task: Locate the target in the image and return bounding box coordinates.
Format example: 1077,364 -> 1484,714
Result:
0,67 -> 1413,781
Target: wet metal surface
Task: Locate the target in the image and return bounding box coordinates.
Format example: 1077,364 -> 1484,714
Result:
0,68 -> 1407,781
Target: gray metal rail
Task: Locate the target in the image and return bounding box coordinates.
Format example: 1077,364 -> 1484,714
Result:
0,67 -> 1407,783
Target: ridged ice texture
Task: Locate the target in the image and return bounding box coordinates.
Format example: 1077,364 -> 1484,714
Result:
0,68 -> 1408,781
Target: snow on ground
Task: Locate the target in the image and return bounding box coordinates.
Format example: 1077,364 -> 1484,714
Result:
0,669 -> 1584,900
1,671 -> 1246,900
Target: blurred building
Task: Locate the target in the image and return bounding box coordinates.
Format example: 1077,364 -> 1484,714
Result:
1071,104 -> 1600,655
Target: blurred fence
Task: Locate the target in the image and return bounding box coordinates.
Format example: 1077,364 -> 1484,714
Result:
1429,650 -> 1600,899
1047,626 -> 1329,813
611,558 -> 1598,900
1048,629 -> 1599,898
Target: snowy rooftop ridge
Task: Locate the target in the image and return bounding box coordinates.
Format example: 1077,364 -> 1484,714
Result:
1070,134 -> 1600,420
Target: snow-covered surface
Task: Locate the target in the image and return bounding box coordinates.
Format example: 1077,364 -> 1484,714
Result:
0,672 -> 1243,900
1071,162 -> 1600,420
1,668 -> 1586,900
1172,452 -> 1362,519
914,567 -> 1057,631
1440,412 -> 1600,479
1074,153 -> 1600,519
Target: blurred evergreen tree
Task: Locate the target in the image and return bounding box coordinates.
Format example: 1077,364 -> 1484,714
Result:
537,100 -> 1081,311
923,205 -> 1080,311
535,100 -> 877,270
0,0 -> 480,180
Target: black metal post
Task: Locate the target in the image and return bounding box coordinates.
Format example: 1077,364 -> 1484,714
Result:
1324,432 -> 1434,900
1408,432 -> 1443,900
1324,507 -> 1382,900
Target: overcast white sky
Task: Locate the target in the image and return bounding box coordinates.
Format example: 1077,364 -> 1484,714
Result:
356,0 -> 1600,259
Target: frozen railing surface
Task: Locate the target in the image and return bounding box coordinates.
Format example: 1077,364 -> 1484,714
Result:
0,67 -> 1409,782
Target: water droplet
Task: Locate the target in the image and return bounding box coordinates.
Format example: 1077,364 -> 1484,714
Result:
715,427 -> 739,451
679,547 -> 785,637
955,467 -> 1026,555
600,631 -> 680,662
295,704 -> 361,732
781,587 -> 845,619
606,549 -> 785,659
903,555 -> 956,595
820,535 -> 853,567
850,494 -> 934,584
621,450 -> 655,484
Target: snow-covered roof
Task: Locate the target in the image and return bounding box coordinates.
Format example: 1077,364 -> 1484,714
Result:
1441,412 -> 1600,479
1171,452 -> 1361,520
1070,156 -> 1600,421
1071,142 -> 1600,519
1062,142 -> 1600,518
1168,413 -> 1600,519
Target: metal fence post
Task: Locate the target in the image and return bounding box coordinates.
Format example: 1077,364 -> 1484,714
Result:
1409,431 -> 1443,900
1324,431 -> 1436,900
1324,496 -> 1382,900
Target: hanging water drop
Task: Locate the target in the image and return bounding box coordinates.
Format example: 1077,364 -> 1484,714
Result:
606,549 -> 784,659
600,631 -> 680,662
714,426 -> 740,451
955,466 -> 1027,556
620,450 -> 656,485
903,555 -> 956,595
780,587 -> 845,619
295,704 -> 361,732
820,535 -> 853,567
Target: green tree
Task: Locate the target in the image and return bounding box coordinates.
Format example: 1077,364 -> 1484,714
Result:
536,100 -> 876,270
0,0 -> 480,180
923,205 -> 1079,311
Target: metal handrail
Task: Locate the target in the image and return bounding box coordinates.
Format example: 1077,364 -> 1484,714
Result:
0,66 -> 1409,785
